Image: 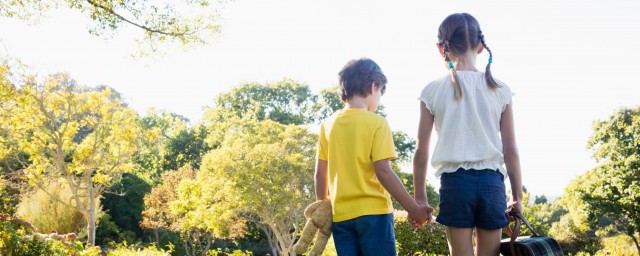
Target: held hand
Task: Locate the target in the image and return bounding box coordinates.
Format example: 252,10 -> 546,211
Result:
408,204 -> 434,229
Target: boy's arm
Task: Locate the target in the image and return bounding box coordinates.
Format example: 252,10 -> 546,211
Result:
374,159 -> 430,224
315,159 -> 329,200
500,103 -> 523,212
413,101 -> 434,205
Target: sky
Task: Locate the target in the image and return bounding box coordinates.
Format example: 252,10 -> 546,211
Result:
1,0 -> 639,198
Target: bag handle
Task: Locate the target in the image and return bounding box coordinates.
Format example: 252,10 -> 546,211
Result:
503,209 -> 539,256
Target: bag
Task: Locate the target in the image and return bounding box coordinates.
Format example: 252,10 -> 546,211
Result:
500,210 -> 563,256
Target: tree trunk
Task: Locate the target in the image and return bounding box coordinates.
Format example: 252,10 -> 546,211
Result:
154,229 -> 160,246
630,233 -> 640,255
259,224 -> 279,256
87,185 -> 97,245
201,236 -> 212,256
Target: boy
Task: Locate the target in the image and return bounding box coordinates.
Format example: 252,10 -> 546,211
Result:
315,58 -> 432,256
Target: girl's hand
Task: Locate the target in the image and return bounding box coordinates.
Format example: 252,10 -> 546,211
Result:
408,203 -> 434,230
506,200 -> 523,221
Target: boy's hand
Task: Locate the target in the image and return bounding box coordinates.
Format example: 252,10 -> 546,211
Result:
408,204 -> 434,229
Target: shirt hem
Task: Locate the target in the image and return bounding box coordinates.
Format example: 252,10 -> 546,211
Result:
333,208 -> 394,222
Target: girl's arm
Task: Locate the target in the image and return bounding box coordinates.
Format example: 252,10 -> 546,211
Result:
413,101 -> 435,205
500,103 -> 523,212
315,159 -> 329,200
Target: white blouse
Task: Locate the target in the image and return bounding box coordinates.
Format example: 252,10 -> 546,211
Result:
419,71 -> 513,178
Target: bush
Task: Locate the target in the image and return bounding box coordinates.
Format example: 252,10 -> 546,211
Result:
0,215 -> 91,256
106,241 -> 171,256
594,235 -> 638,256
16,180 -> 91,234
394,211 -> 448,256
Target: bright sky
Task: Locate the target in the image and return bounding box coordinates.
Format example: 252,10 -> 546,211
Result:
1,0 -> 639,198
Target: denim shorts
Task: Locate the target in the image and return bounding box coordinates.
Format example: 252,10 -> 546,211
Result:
436,168 -> 510,230
332,213 -> 396,256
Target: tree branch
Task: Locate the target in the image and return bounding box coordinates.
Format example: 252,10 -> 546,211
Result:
85,0 -> 197,37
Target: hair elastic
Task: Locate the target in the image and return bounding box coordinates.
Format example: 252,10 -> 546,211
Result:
448,61 -> 454,69
488,56 -> 493,63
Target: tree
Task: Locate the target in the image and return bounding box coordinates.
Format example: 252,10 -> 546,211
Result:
101,173 -> 151,240
141,168 -> 193,247
170,167 -> 247,256
549,175 -> 600,254
212,79 -> 320,125
141,166 -> 245,256
201,118 -> 316,256
0,0 -> 227,53
534,195 -> 548,205
4,73 -> 140,245
574,107 -> 640,254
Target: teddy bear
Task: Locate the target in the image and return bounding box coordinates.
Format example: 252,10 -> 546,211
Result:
293,199 -> 332,256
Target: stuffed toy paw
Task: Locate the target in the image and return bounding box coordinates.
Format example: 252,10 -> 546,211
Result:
293,199 -> 332,256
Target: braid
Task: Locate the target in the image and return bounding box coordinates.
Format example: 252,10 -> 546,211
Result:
479,31 -> 500,89
444,41 -> 462,100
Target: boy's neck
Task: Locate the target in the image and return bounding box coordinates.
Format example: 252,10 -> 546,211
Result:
345,96 -> 370,110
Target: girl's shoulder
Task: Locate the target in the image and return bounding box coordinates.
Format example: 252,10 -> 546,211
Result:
421,74 -> 451,92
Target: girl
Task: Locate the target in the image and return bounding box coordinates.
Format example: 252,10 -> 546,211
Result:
413,13 -> 523,256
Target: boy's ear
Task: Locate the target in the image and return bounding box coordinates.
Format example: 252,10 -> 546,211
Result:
370,82 -> 377,94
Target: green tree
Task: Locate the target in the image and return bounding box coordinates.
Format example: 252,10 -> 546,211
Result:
549,176 -> 600,254
201,118 -> 315,256
212,79 -> 320,125
135,109 -> 189,183
0,0 -> 227,53
534,195 -> 548,205
577,107 -> 640,254
100,173 -> 151,241
4,73 -> 140,245
170,166 -> 247,256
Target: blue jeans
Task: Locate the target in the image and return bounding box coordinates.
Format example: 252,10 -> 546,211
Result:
331,213 -> 396,256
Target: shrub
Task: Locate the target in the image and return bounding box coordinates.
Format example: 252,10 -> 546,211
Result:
106,242 -> 171,256
594,235 -> 637,256
0,215 -> 89,256
394,211 -> 449,256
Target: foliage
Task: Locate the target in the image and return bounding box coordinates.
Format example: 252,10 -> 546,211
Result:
581,107 -> 640,253
201,117 -> 316,256
101,173 -> 151,240
0,0 -> 227,54
16,180 -> 88,234
594,235 -> 638,256
170,166 -> 247,256
141,167 -> 196,249
520,200 -> 566,237
549,176 -> 600,255
534,195 -> 548,205
106,241 -> 172,256
394,211 -> 449,256
3,72 -> 141,244
135,109 -> 190,183
210,79 -> 320,126
95,213 -> 123,246
163,123 -> 210,171
0,176 -> 20,215
0,216 -> 90,256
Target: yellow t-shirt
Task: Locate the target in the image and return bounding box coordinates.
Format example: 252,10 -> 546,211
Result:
317,108 -> 398,222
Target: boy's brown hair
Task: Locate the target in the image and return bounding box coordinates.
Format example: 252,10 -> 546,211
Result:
338,58 -> 387,102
